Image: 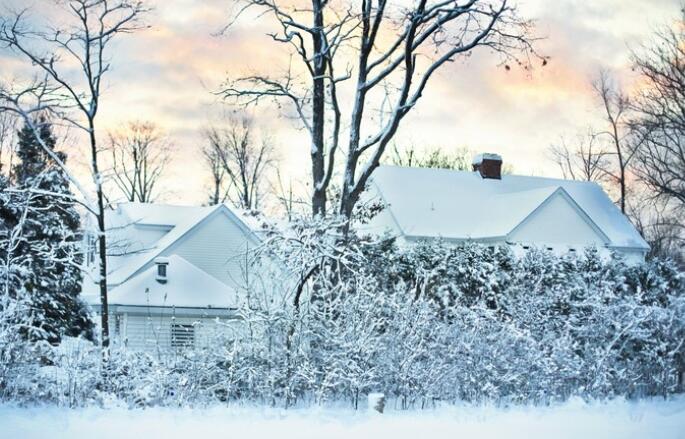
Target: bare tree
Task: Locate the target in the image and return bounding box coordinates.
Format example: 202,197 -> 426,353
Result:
628,195 -> 684,264
0,0 -> 149,355
593,70 -> 636,214
389,144 -> 472,170
269,168 -> 309,221
202,138 -> 229,206
389,143 -> 516,175
0,110 -> 16,177
107,121 -> 172,203
549,132 -> 609,182
221,0 -> 541,220
630,10 -> 685,214
548,72 -> 636,211
204,116 -> 275,210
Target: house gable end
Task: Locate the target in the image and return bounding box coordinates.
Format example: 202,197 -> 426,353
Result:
507,188 -> 610,247
158,208 -> 257,288
121,205 -> 259,287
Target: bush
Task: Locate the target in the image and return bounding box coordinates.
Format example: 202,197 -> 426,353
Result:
0,230 -> 683,408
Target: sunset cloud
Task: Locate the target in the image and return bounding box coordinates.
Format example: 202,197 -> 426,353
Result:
1,0 -> 681,203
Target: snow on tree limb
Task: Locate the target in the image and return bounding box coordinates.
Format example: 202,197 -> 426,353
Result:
219,0 -> 543,218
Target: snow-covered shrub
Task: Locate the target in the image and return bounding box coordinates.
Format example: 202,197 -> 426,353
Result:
0,214 -> 682,408
277,220 -> 685,405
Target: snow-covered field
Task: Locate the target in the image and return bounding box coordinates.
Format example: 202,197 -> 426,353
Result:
2,397 -> 685,439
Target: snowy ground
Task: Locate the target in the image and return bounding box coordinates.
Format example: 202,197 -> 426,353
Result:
2,397 -> 685,439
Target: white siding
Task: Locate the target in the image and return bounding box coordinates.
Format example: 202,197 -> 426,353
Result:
508,192 -> 607,247
124,210 -> 256,290
109,312 -> 244,355
164,211 -> 255,289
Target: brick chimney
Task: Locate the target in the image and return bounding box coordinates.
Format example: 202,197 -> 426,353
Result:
472,153 -> 503,179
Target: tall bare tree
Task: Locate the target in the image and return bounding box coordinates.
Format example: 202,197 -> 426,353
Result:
548,72 -> 635,212
549,132 -> 609,182
107,121 -> 172,203
204,116 -> 275,210
202,138 -> 229,206
221,0 -> 540,220
0,0 -> 148,355
630,9 -> 685,214
593,70 -> 636,214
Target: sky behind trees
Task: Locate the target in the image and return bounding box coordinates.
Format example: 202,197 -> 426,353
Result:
1,0 -> 681,204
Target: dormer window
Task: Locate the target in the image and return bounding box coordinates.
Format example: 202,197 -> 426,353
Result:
155,257 -> 169,283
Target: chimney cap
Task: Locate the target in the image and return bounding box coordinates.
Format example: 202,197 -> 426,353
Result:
472,153 -> 502,165
155,257 -> 170,265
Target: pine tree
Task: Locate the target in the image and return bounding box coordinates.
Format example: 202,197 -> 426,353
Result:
11,118 -> 93,343
14,120 -> 55,186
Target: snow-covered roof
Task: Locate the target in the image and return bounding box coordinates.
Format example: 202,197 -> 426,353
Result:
102,202 -> 260,286
368,166 -> 649,250
86,255 -> 238,308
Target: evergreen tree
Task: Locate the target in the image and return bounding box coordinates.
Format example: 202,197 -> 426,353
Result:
14,120 -> 55,186
10,118 -> 93,343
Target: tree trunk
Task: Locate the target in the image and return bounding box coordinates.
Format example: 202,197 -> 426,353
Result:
90,119 -> 110,356
619,165 -> 626,214
310,0 -> 327,216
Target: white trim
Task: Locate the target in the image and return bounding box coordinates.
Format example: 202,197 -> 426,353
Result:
99,304 -> 240,317
506,187 -> 611,245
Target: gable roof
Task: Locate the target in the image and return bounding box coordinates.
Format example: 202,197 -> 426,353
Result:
104,202 -> 261,286
508,186 -> 611,244
369,165 -> 649,250
103,255 -> 238,308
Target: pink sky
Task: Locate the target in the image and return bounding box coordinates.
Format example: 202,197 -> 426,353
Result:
1,0 -> 682,205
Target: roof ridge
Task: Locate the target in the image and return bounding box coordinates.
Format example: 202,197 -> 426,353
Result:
376,164 -> 601,186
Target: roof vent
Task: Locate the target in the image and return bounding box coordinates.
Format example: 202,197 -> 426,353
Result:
472,153 -> 502,180
155,257 -> 169,284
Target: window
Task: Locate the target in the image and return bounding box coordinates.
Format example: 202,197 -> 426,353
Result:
171,323 -> 195,348
155,259 -> 169,283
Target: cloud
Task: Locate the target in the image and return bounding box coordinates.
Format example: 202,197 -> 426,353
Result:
1,0 -> 681,203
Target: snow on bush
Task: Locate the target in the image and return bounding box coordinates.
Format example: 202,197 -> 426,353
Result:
0,215 -> 684,408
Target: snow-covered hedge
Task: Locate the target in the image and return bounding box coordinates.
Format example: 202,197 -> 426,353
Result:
1,228 -> 684,408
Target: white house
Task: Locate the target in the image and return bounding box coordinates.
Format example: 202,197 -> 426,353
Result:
82,203 -> 262,352
362,154 -> 649,263
81,155 -> 649,352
